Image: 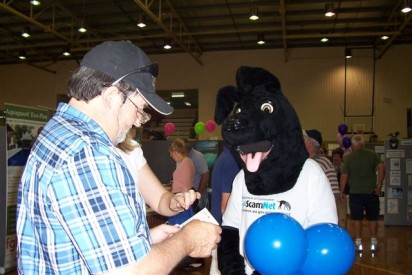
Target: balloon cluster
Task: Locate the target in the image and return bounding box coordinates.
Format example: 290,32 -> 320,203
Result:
194,120 -> 216,135
336,123 -> 353,157
244,213 -> 355,275
163,120 -> 217,136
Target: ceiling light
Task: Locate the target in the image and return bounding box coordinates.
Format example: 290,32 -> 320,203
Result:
345,48 -> 352,59
325,3 -> 335,17
381,35 -> 389,40
63,47 -> 71,57
21,26 -> 30,38
18,51 -> 26,60
321,37 -> 329,42
78,26 -> 87,33
401,0 -> 411,13
164,38 -> 172,50
78,20 -> 87,33
30,0 -> 41,6
257,34 -> 265,45
171,92 -> 184,98
137,15 -> 146,28
184,101 -> 192,107
249,6 -> 259,21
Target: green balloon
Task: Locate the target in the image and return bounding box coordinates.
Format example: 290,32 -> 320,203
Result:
194,122 -> 205,135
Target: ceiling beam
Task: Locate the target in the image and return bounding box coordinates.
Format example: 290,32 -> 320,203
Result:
376,10 -> 412,59
0,2 -> 71,43
0,29 -> 401,52
279,0 -> 289,62
133,0 -> 203,65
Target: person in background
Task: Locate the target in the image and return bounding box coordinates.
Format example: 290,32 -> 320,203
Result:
168,138 -> 195,225
303,129 -> 340,224
183,138 -> 210,211
303,129 -> 340,195
332,147 -> 348,228
116,126 -> 197,221
169,138 -> 206,271
320,146 -> 329,158
210,145 -> 241,224
16,40 -> 221,275
340,134 -> 385,252
209,145 -> 241,275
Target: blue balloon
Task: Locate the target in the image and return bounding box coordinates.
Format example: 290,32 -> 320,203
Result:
300,223 -> 355,275
244,213 -> 308,275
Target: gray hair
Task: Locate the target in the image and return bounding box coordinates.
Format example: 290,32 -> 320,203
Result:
351,134 -> 365,146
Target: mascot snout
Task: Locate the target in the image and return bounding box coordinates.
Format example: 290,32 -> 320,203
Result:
223,117 -> 245,131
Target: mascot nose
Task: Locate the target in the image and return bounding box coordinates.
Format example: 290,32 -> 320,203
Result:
224,117 -> 246,131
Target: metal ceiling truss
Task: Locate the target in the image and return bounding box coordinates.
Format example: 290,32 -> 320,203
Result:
132,0 -> 203,65
0,0 -> 411,71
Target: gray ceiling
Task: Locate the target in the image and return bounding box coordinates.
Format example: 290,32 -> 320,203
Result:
1,0 -> 411,69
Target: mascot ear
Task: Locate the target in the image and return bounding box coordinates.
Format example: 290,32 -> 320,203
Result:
214,85 -> 238,125
236,66 -> 281,96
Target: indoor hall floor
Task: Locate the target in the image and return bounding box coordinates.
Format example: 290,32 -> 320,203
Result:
171,217 -> 411,275
6,218 -> 410,275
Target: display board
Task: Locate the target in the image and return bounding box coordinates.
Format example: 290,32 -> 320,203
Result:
384,139 -> 412,226
0,126 -> 7,274
0,103 -> 49,273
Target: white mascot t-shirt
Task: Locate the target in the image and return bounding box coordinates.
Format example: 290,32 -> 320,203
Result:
222,158 -> 338,275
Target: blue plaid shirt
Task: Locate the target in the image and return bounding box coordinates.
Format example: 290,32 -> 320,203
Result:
16,103 -> 151,274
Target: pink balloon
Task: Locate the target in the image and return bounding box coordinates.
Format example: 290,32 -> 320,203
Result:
205,120 -> 216,133
164,122 -> 175,136
336,133 -> 343,146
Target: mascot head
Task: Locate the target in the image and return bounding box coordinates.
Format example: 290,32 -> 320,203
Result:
214,66 -> 308,195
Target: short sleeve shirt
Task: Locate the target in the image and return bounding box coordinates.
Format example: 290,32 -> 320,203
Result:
222,159 -> 338,275
188,149 -> 209,190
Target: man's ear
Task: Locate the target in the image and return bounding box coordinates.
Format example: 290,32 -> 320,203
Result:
102,86 -> 124,108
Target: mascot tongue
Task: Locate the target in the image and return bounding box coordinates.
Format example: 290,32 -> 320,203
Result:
237,141 -> 272,173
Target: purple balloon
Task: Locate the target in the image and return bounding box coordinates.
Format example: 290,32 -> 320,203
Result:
338,124 -> 348,136
342,136 -> 352,149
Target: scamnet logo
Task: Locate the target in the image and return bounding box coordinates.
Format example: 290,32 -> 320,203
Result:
243,199 -> 277,210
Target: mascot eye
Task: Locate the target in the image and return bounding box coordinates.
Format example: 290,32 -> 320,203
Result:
260,103 -> 274,113
235,107 -> 242,114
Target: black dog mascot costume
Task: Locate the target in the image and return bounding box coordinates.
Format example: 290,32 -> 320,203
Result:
214,66 -> 337,274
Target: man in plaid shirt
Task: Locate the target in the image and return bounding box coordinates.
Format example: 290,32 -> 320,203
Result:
16,40 -> 221,274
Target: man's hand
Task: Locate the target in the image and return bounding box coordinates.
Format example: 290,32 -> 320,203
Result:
150,224 -> 180,244
179,220 -> 222,258
169,190 -> 201,212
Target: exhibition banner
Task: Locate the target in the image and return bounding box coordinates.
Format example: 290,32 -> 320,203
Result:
0,103 -> 49,273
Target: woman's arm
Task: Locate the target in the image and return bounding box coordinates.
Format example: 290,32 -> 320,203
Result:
139,164 -> 199,216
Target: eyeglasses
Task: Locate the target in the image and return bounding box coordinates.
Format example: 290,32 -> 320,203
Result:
112,63 -> 158,86
127,97 -> 151,125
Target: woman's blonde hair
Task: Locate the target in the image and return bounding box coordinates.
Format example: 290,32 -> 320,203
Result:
117,126 -> 139,153
169,138 -> 189,155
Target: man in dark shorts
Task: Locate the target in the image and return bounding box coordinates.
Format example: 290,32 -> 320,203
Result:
339,134 -> 385,252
